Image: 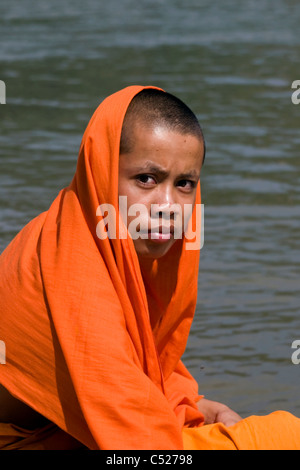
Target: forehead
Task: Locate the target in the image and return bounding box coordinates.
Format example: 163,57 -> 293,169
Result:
119,124 -> 204,171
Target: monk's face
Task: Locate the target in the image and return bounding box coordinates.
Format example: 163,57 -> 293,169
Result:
118,124 -> 204,260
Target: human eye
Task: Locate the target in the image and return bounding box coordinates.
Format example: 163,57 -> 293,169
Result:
136,174 -> 156,186
176,179 -> 197,191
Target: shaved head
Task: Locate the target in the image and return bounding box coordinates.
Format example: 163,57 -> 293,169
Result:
120,89 -> 206,162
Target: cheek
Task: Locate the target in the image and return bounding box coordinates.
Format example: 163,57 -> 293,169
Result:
118,178 -> 140,205
178,193 -> 197,231
118,176 -> 129,199
118,187 -> 152,230
119,184 -> 151,214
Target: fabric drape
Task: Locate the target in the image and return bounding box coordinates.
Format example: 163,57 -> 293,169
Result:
0,85 -> 203,450
2,85 -> 299,451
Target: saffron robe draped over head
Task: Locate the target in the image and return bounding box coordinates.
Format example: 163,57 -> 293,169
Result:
2,85 -> 300,451
0,85 -> 204,450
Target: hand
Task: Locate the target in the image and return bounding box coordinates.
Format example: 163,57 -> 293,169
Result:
197,398 -> 242,427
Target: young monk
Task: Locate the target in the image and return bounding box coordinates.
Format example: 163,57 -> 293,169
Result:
0,85 -> 300,450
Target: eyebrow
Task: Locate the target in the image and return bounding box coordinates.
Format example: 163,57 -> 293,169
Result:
132,161 -> 200,180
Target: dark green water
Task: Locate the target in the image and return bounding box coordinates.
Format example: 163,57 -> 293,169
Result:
0,0 -> 299,418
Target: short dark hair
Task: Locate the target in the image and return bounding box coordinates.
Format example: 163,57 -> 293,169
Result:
120,89 -> 206,162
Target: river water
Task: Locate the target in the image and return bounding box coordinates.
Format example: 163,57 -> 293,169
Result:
0,0 -> 299,419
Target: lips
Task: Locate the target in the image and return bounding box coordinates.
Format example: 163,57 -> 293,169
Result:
136,225 -> 175,242
147,225 -> 174,242
148,232 -> 172,241
148,225 -> 175,235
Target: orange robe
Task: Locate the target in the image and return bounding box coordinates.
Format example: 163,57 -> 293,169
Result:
182,411 -> 300,450
0,85 -> 299,450
0,423 -> 85,450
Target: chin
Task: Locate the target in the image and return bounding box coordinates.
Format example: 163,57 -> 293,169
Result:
134,240 -> 175,260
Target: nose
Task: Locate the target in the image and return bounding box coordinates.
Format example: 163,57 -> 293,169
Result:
152,205 -> 175,221
150,184 -> 180,221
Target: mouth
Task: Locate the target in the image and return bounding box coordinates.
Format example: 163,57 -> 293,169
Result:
149,225 -> 175,235
139,225 -> 175,242
148,232 -> 172,241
